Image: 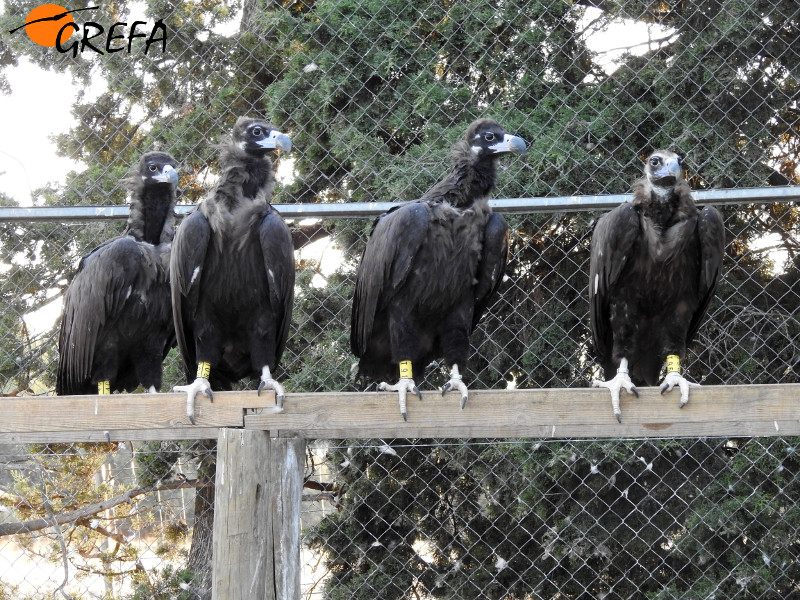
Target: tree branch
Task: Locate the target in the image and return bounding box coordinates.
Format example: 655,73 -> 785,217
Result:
0,479 -> 208,537
292,221 -> 331,250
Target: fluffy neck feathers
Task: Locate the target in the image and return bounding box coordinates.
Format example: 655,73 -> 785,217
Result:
215,144 -> 276,206
632,178 -> 697,226
126,183 -> 176,246
424,139 -> 499,208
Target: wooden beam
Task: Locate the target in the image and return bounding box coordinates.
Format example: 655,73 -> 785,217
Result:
244,384 -> 800,439
0,391 -> 278,443
2,385 -> 799,441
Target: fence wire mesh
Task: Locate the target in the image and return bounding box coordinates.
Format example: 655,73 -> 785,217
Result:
4,436 -> 800,598
0,0 -> 799,597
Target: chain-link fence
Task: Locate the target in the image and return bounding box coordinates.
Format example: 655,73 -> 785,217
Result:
1,0 -> 800,597
2,196 -> 798,398
4,435 -> 800,598
1,196 -> 798,598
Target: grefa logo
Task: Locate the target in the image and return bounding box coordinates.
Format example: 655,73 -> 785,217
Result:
8,4 -> 167,56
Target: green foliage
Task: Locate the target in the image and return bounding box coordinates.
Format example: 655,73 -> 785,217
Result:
311,437 -> 800,598
135,441 -> 184,487
125,565 -> 201,600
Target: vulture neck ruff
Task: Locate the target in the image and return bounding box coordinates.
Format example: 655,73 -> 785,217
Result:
201,144 -> 277,240
633,178 -> 697,229
425,139 -> 500,209
126,181 -> 176,246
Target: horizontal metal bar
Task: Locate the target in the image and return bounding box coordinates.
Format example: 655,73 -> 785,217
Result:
1,186 -> 797,222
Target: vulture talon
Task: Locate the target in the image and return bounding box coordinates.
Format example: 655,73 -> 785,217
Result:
379,378 -> 419,420
659,371 -> 699,408
258,366 -> 286,410
174,377 -> 213,424
593,361 -> 637,423
441,364 -> 470,409
442,376 -> 470,410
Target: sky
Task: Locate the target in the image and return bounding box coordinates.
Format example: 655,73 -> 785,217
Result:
0,59 -> 82,204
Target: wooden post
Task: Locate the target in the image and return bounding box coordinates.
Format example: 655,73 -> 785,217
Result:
271,436 -> 306,599
211,428 -> 306,599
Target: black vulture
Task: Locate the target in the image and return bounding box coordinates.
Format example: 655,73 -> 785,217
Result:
57,151 -> 179,396
170,117 -> 294,423
351,118 -> 526,420
589,150 -> 725,422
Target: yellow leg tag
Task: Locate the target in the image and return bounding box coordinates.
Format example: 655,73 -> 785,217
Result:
399,361 -> 413,379
98,381 -> 110,395
197,362 -> 211,379
666,355 -> 681,374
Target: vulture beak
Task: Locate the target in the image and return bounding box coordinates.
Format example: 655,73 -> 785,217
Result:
489,134 -> 527,156
651,157 -> 682,185
153,164 -> 179,186
257,130 -> 293,154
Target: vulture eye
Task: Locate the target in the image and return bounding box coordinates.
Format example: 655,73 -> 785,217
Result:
649,157 -> 660,167
484,132 -> 496,142
148,164 -> 158,172
252,126 -> 264,137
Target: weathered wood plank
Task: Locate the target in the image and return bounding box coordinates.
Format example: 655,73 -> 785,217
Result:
0,428 -> 223,444
2,385 -> 799,441
244,384 -> 800,439
0,391 -> 278,442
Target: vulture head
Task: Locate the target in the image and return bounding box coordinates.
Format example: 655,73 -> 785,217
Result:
644,150 -> 683,188
125,151 -> 178,245
232,117 -> 292,157
466,118 -> 527,163
136,151 -> 179,187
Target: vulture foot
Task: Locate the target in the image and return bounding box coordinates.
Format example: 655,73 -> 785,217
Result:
660,372 -> 699,408
174,377 -> 213,425
378,378 -> 421,421
592,371 -> 638,423
441,364 -> 469,409
258,366 -> 286,409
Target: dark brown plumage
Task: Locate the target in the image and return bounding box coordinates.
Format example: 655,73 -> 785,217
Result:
351,118 -> 526,419
589,150 -> 725,421
57,151 -> 178,396
170,117 -> 294,423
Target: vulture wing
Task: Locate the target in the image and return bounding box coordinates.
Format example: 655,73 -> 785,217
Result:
588,203 -> 640,362
57,237 -> 149,394
350,202 -> 431,357
170,209 -> 212,380
258,209 -> 296,366
472,212 -> 508,330
686,205 -> 725,344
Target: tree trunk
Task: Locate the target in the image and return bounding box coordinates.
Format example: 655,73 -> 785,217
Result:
188,445 -> 217,600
